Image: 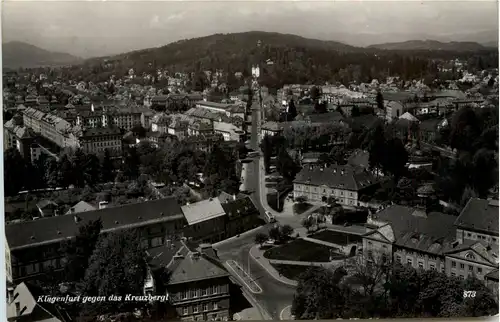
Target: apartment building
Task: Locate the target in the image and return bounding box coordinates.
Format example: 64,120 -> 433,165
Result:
152,242 -> 230,321
293,164 -> 379,207
364,206 -> 457,273
22,107 -> 80,149
362,199 -> 499,290
182,199 -> 227,244
4,115 -> 36,159
5,197 -> 186,283
79,127 -> 123,155
101,105 -> 148,131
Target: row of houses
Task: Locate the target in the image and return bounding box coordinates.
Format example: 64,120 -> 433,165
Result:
5,193 -> 261,285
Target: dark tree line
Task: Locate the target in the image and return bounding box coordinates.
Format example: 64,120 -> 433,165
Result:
292,261 -> 498,319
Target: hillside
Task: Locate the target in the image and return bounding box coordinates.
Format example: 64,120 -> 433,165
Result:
65,31 -> 497,89
368,40 -> 487,51
2,41 -> 82,68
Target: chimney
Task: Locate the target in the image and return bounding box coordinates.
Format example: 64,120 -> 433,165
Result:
15,302 -> 20,316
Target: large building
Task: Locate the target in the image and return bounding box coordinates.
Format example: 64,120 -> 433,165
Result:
148,242 -> 231,321
362,199 -> 499,291
4,116 -> 37,161
293,164 -> 379,207
79,127 -> 123,155
22,107 -> 80,149
5,197 -> 186,283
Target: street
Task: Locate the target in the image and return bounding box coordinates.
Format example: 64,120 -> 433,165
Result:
215,229 -> 296,320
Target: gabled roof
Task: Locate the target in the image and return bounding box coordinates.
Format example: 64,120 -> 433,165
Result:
65,201 -> 97,215
370,205 -> 457,255
6,197 -> 183,250
167,244 -> 229,285
455,198 -> 499,235
443,239 -> 499,266
293,164 -> 378,191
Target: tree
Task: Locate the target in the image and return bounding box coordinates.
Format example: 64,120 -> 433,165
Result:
123,146 -> 141,179
376,91 -> 384,113
292,266 -> 348,319
261,135 -> 273,173
4,148 -> 26,196
351,106 -> 361,117
309,86 -> 321,101
276,149 -> 299,181
268,226 -> 281,242
287,99 -> 298,120
60,219 -> 103,283
281,224 -> 294,239
100,149 -> 115,183
301,217 -> 313,232
254,232 -> 268,247
79,229 -> 148,316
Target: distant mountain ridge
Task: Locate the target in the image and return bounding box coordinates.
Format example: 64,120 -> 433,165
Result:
367,40 -> 488,51
2,41 -> 82,68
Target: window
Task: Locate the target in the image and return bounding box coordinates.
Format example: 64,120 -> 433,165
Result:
396,255 -> 402,263
465,252 -> 476,260
407,258 -> 413,266
429,263 -> 436,270
367,250 -> 373,258
460,263 -> 465,269
203,303 -> 209,312
451,272 -> 456,277
451,261 -> 456,268
477,267 -> 482,273
181,290 -> 188,300
468,265 -> 473,272
467,232 -> 472,237
191,289 -> 198,298
460,275 -> 465,280
201,288 -> 207,296
212,285 -> 218,295
193,305 -> 199,314
418,261 -> 424,269
213,302 -> 218,310
183,307 -> 189,315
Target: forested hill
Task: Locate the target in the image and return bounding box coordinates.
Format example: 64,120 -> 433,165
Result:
66,31 -> 498,88
368,40 -> 487,51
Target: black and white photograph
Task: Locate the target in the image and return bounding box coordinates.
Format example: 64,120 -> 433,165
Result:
1,0 -> 499,321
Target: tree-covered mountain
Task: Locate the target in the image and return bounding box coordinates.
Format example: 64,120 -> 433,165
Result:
368,40 -> 487,51
60,31 -> 497,89
2,41 -> 82,68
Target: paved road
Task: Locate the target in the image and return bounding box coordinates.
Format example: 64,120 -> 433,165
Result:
215,231 -> 296,320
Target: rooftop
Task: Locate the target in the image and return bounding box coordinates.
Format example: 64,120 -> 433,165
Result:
181,198 -> 226,226
455,198 -> 499,235
167,243 -> 229,285
6,197 -> 183,250
370,205 -> 458,254
293,164 -> 378,191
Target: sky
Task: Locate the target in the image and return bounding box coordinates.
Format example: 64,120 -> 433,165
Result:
1,0 -> 498,58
